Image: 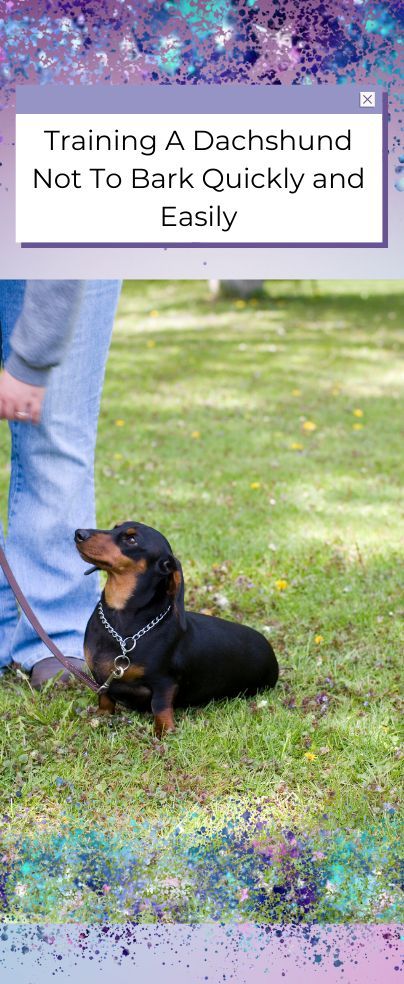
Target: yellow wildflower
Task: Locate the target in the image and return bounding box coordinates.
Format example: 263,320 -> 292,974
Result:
302,421 -> 317,433
275,579 -> 288,591
250,481 -> 261,489
304,752 -> 317,761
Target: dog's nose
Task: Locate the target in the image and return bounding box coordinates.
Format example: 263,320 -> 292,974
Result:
75,529 -> 91,542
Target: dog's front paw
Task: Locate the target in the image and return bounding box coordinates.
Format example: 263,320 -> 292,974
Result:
97,694 -> 116,716
154,709 -> 176,737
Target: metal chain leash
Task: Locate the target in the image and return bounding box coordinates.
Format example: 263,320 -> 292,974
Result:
96,601 -> 172,694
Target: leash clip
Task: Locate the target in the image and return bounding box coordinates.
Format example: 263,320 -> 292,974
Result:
114,652 -> 131,673
97,652 -> 131,693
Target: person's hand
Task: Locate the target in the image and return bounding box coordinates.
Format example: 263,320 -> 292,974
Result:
0,371 -> 45,424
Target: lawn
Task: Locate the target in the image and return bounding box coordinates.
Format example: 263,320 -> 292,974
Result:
0,280 -> 402,922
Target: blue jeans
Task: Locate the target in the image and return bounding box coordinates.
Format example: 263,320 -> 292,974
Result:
0,280 -> 121,672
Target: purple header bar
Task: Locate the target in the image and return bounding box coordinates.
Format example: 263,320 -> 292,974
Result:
16,83 -> 383,115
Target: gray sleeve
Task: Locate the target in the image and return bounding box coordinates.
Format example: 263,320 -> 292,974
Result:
5,280 -> 86,386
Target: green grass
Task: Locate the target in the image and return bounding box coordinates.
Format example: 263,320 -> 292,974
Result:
0,280 -> 402,842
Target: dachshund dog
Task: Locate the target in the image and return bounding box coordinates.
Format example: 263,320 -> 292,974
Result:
75,522 -> 278,736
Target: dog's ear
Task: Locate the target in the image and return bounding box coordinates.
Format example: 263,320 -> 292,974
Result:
156,555 -> 186,631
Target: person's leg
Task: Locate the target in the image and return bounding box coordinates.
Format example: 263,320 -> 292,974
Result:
0,281 -> 27,673
1,280 -> 121,674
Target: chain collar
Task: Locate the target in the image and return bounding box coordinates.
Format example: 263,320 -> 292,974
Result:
96,601 -> 171,694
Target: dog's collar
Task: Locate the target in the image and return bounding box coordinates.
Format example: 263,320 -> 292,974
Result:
96,601 -> 171,693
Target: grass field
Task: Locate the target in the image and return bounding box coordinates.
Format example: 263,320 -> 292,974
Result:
0,280 -> 402,919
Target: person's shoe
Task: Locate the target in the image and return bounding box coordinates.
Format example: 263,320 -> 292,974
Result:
30,656 -> 86,690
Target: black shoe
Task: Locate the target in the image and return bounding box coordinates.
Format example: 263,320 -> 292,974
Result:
30,656 -> 86,690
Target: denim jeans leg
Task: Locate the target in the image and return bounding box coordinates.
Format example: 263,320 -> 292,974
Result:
0,281 -> 27,671
0,280 -> 121,672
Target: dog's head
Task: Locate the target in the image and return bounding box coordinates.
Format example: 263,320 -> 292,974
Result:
74,521 -> 185,628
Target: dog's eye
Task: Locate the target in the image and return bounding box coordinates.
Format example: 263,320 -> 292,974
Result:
126,535 -> 138,545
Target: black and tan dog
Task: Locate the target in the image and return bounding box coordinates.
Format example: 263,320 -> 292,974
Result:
74,522 -> 278,736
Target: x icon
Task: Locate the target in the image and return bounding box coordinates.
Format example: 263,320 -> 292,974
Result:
360,91 -> 376,108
